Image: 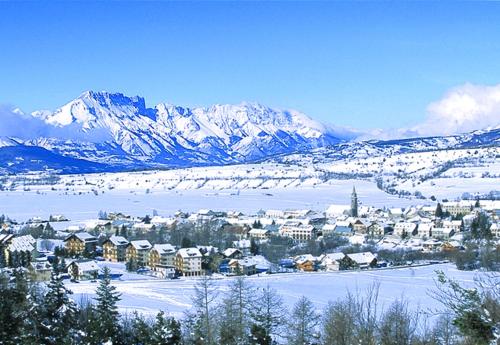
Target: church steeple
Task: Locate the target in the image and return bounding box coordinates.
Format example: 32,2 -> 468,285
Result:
351,186 -> 358,217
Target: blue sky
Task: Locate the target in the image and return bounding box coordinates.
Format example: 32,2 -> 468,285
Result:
1,1 -> 500,130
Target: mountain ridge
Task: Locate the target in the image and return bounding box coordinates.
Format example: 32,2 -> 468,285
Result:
0,91 -> 499,174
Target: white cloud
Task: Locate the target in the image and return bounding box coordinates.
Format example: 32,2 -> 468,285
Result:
414,83 -> 500,136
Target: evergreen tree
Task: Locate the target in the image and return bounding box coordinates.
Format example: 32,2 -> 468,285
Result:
131,311 -> 152,345
151,311 -> 182,345
435,203 -> 443,218
92,266 -> 122,344
248,324 -> 271,345
250,238 -> 259,256
40,271 -> 79,344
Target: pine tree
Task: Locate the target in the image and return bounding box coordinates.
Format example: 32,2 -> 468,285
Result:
40,271 -> 79,344
93,266 -> 122,344
151,311 -> 182,345
131,311 -> 152,344
435,203 -> 443,218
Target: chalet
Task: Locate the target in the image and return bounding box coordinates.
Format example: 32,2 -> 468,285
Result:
319,252 -> 345,271
223,248 -> 243,259
5,235 -> 37,267
228,258 -> 257,276
352,219 -> 369,234
64,232 -> 97,255
67,260 -> 99,280
102,235 -> 129,262
175,247 -> 203,277
345,252 -> 377,269
126,240 -> 152,267
149,243 -> 176,270
294,254 -> 318,272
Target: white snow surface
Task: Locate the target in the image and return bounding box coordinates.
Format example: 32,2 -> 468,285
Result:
67,263 -> 484,319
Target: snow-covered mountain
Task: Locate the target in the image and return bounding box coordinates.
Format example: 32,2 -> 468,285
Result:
23,91 -> 339,167
0,90 -> 499,175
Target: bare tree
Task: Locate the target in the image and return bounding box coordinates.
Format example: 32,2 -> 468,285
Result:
321,297 -> 357,345
287,296 -> 320,345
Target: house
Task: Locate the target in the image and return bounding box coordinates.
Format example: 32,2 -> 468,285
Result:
431,227 -> 455,239
232,239 -> 252,256
175,247 -> 203,277
5,235 -> 37,267
319,253 -> 345,271
416,223 -> 433,238
321,224 -> 336,237
67,260 -> 100,280
394,222 -> 417,238
491,223 -> 500,238
248,228 -> 270,240
152,264 -> 176,279
423,239 -> 442,252
223,248 -> 243,259
102,235 -> 129,262
30,260 -> 53,281
149,243 -> 176,270
442,201 -> 475,216
279,223 -> 316,241
352,219 -> 369,234
442,220 -> 462,233
367,222 -> 384,237
294,254 -> 318,272
126,240 -> 152,267
64,232 -> 97,255
228,258 -> 257,276
333,221 -> 353,236
345,252 -> 377,269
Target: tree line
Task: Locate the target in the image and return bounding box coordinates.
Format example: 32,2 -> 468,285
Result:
1,266 -> 498,345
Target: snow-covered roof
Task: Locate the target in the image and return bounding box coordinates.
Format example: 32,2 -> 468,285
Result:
8,235 -> 36,252
71,260 -> 99,272
177,247 -> 202,258
223,248 -> 241,258
107,235 -> 129,246
321,252 -> 345,263
346,252 -> 376,265
66,232 -> 97,243
152,243 -> 176,255
129,240 -> 152,250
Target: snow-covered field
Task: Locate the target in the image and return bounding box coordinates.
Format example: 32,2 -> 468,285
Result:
67,263 -> 483,319
0,179 -> 424,222
1,146 -> 497,222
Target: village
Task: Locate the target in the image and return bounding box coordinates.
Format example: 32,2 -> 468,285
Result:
0,187 -> 499,281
